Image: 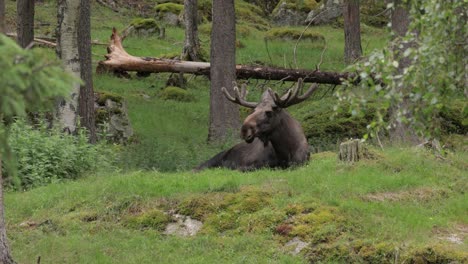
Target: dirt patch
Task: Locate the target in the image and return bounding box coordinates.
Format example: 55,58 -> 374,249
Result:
363,187 -> 449,202
433,224 -> 468,245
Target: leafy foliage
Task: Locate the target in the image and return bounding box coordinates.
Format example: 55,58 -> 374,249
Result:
336,0 -> 467,141
0,34 -> 76,179
5,120 -> 115,190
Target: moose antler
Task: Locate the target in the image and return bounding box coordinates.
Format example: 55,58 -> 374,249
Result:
267,78 -> 318,108
221,82 -> 258,108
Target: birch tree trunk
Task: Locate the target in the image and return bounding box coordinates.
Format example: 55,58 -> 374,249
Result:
389,0 -> 420,144
78,0 -> 97,143
343,0 -> 362,64
181,0 -> 201,61
208,0 -> 240,142
0,158 -> 15,264
56,0 -> 81,134
0,0 -> 5,34
16,0 -> 34,48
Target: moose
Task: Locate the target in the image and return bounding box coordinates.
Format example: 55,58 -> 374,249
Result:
195,78 -> 319,171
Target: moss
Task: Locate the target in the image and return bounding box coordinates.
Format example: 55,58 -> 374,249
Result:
265,27 -> 325,42
96,91 -> 124,105
203,211 -> 239,233
177,192 -> 228,221
95,109 -> 109,124
158,86 -> 196,102
406,245 -> 468,264
273,0 -> 318,13
123,209 -> 170,231
224,187 -> 272,213
130,18 -> 159,30
154,3 -> 183,14
159,52 -> 180,59
439,100 -> 468,135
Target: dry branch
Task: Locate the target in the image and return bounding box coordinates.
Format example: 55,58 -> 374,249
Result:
97,28 -> 354,85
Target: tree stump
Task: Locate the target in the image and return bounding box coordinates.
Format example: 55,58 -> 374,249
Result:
338,139 -> 362,163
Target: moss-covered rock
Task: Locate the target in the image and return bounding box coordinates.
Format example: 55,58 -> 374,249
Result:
154,3 -> 183,14
123,209 -> 171,231
130,18 -> 159,30
265,27 -> 325,42
158,86 -> 195,102
273,0 -> 318,13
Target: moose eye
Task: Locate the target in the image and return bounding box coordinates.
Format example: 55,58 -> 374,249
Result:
265,111 -> 273,117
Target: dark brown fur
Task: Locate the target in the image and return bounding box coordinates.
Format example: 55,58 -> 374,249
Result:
195,80 -> 317,171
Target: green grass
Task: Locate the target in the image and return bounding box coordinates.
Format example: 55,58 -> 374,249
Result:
6,149 -> 467,263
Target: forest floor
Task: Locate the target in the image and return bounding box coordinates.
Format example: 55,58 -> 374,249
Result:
5,1 -> 468,263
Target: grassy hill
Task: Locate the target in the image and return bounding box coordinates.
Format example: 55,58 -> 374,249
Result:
4,1 -> 467,263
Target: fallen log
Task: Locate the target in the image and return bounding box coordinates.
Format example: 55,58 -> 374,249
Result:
97,28 -> 354,84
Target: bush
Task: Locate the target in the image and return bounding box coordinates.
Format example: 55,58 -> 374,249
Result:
130,18 -> 159,30
4,120 -> 116,190
159,86 -> 195,102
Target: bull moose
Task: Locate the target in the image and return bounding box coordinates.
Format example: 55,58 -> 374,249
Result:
195,78 -> 318,171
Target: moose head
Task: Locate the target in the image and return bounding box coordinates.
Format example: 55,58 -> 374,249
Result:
195,78 -> 318,171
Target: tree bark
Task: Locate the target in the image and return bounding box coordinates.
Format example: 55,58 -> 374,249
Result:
0,158 -> 15,264
16,0 -> 34,48
343,0 -> 362,64
208,0 -> 239,142
0,0 -> 5,34
78,0 -> 97,143
97,29 -> 353,85
389,0 -> 420,144
56,0 -> 81,134
181,0 -> 201,61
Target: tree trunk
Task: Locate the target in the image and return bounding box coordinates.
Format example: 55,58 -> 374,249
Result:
181,0 -> 201,61
0,158 -> 15,264
56,0 -> 81,134
208,0 -> 239,142
389,0 -> 420,144
77,0 -> 97,143
343,0 -> 362,64
0,0 -> 5,34
97,29 -> 353,85
16,0 -> 34,48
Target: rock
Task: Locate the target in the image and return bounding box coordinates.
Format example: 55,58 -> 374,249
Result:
164,214 -> 203,237
94,92 -> 134,144
305,0 -> 343,25
161,12 -> 180,26
127,18 -> 160,37
284,237 -> 310,255
272,2 -> 308,26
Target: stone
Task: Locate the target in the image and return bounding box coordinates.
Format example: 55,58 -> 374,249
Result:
284,237 -> 310,255
272,2 -> 308,26
305,0 -> 343,25
161,12 -> 180,26
94,92 -> 134,144
164,214 -> 203,237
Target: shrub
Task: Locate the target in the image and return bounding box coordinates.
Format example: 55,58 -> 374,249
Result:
159,86 -> 195,102
4,119 -> 115,190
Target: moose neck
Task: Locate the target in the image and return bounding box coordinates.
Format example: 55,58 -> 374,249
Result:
268,110 -> 308,164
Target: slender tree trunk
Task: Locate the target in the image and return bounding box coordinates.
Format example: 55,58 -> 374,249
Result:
77,0 -> 96,143
343,0 -> 362,64
56,0 -> 81,134
181,0 -> 201,61
16,0 -> 34,48
389,0 -> 420,144
0,158 -> 15,264
208,0 -> 239,142
0,0 -> 5,34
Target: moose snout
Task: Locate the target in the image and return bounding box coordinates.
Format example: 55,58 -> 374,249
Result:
241,123 -> 256,143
